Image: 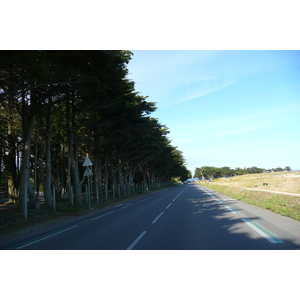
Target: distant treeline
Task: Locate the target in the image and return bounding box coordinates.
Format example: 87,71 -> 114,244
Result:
194,166 -> 292,181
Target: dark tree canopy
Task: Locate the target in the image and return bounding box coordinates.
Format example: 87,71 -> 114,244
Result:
0,50 -> 190,212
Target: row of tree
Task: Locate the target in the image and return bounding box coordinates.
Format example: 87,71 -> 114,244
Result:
0,50 -> 190,213
194,166 -> 292,181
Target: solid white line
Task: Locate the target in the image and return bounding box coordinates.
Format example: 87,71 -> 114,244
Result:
152,211 -> 164,223
241,219 -> 279,243
91,210 -> 115,220
166,203 -> 172,209
225,205 -> 238,214
127,231 -> 147,250
215,199 -> 238,214
16,225 -> 79,249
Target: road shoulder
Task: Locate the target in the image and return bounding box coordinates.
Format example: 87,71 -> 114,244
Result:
198,184 -> 300,249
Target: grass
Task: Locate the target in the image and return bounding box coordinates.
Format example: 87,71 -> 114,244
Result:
0,199 -> 120,231
213,171 -> 300,193
199,171 -> 300,221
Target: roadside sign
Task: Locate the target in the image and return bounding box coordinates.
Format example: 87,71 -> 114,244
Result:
83,156 -> 93,167
84,167 -> 93,177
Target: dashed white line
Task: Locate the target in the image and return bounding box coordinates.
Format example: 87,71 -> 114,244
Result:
152,211 -> 164,223
166,203 -> 172,209
127,188 -> 187,249
127,231 -> 147,250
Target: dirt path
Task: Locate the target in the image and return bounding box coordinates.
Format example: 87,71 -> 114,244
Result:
245,188 -> 300,197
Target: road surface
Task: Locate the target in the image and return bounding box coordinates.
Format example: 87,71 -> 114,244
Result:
1,184 -> 299,250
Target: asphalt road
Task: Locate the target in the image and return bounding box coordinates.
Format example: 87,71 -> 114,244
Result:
1,184 -> 300,250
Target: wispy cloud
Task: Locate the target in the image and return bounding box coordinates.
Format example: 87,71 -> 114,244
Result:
214,122 -> 279,137
182,76 -> 214,83
160,82 -> 235,107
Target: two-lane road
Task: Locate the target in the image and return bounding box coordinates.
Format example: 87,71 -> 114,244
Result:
1,184 -> 299,250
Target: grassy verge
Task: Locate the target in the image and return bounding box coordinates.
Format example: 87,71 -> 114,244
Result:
0,202 -> 89,230
210,171 -> 300,194
199,183 -> 300,221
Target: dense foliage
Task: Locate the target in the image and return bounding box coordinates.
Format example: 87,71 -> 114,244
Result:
194,166 -> 292,180
0,50 -> 190,211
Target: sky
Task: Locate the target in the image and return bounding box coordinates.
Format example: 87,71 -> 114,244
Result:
127,51 -> 300,174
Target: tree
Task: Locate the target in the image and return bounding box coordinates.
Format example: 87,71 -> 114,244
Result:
0,50 -> 190,217
195,166 -> 220,181
219,166 -> 234,178
274,167 -> 284,172
234,167 -> 247,176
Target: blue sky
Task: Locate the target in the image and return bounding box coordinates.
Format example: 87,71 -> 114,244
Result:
127,51 -> 300,174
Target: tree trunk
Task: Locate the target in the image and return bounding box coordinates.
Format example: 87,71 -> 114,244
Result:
93,148 -> 102,201
143,166 -> 148,191
19,115 -> 35,213
99,159 -> 103,199
70,93 -> 82,203
43,104 -> 52,207
104,163 -> 108,201
118,167 -> 123,198
111,162 -> 116,200
7,122 -> 18,204
71,144 -> 81,203
30,128 -> 40,209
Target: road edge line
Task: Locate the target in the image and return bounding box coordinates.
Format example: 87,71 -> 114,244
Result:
15,225 -> 79,249
241,218 -> 284,244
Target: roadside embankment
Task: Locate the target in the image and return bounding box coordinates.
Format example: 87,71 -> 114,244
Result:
199,173 -> 300,221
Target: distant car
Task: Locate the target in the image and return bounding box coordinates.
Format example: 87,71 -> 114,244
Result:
184,180 -> 194,184
186,178 -> 199,184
